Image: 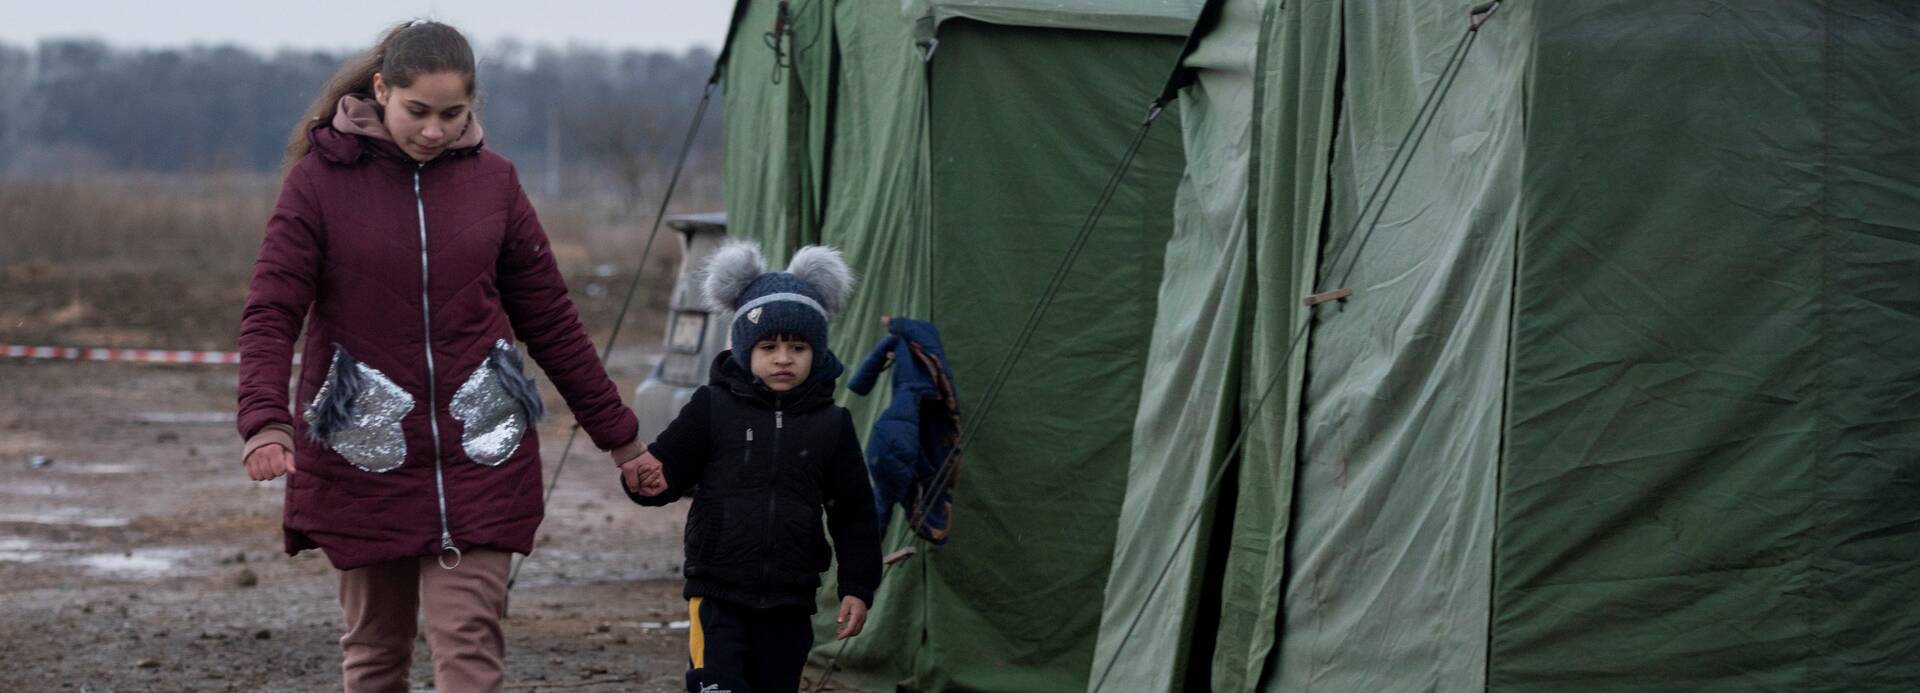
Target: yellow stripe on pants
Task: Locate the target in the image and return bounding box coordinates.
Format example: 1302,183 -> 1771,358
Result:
688,597 -> 705,669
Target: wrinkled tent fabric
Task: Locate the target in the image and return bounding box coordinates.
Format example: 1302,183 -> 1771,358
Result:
912,24 -> 1181,691
1496,3 -> 1920,690
1091,1 -> 1920,691
1098,0 -> 1521,689
1209,0 -> 1330,686
1274,0 -> 1524,688
717,0 -> 1918,690
717,1 -> 1193,690
721,0 -> 832,259
1089,0 -> 1262,689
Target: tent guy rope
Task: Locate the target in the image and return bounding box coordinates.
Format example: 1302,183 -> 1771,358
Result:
504,77 -> 720,603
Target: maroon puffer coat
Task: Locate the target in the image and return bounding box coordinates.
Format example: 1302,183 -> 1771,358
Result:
238,98 -> 638,570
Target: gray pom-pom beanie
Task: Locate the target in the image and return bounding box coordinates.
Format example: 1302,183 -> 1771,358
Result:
700,240 -> 856,371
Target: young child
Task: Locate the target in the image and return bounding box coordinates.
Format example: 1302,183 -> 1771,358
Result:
621,240 -> 882,693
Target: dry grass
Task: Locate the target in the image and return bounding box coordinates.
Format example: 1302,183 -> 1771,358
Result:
0,173 -> 712,351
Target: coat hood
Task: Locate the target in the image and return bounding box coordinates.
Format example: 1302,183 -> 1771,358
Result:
310,93 -> 485,165
709,349 -> 845,411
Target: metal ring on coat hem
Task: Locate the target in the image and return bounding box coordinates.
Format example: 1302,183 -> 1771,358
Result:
438,545 -> 463,570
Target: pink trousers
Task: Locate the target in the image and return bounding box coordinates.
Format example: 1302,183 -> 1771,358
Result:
336,548 -> 511,693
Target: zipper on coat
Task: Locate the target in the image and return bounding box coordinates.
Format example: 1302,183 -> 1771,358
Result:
415,165 -> 459,570
762,404 -> 783,585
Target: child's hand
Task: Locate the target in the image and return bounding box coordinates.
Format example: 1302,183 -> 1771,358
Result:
619,451 -> 668,495
636,473 -> 667,495
835,596 -> 868,640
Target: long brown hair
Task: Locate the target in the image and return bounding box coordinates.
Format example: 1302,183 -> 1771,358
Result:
281,20 -> 477,171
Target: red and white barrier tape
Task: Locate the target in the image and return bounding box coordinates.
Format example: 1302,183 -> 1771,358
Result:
3,344 -> 253,365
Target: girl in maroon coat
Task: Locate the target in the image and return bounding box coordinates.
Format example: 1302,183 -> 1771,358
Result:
236,20 -> 644,691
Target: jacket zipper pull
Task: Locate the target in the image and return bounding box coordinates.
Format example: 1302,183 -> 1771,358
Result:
776,410 -> 784,430
746,428 -> 754,442
437,533 -> 462,570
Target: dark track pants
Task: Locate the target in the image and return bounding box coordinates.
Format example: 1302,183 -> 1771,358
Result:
686,596 -> 814,693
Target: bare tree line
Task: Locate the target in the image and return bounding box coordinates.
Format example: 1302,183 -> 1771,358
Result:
0,39 -> 723,202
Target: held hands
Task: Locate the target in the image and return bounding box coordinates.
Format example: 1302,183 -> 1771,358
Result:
835,596 -> 868,640
618,450 -> 669,496
243,444 -> 297,481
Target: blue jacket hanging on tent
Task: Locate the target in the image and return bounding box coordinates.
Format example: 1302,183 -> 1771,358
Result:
847,316 -> 960,544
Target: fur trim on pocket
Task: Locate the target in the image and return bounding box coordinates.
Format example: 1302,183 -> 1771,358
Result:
302,345 -> 414,473
452,340 -> 538,467
305,344 -> 365,444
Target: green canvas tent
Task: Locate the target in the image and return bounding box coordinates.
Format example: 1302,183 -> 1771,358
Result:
701,0 -> 1917,690
1094,1 -> 1920,691
714,1 -> 1197,690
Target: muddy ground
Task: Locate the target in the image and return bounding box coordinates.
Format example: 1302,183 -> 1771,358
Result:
0,350 -> 851,692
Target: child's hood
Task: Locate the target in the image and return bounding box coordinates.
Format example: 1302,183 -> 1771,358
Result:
709,349 -> 846,410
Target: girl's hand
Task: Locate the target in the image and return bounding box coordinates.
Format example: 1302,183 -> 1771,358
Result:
835,596 -> 868,640
244,443 -> 297,481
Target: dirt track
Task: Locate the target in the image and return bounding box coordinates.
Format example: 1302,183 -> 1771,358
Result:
0,351 -> 727,692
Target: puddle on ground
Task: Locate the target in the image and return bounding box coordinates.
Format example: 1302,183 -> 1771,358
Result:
0,511 -> 131,528
0,536 -> 60,562
504,550 -> 683,588
637,620 -> 692,631
51,463 -> 147,476
0,480 -> 74,497
74,547 -> 199,578
130,411 -> 235,425
0,537 -> 204,579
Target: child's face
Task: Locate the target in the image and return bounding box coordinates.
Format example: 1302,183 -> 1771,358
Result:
749,337 -> 812,392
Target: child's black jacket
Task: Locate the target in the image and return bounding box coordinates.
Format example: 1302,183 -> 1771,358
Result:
626,351 -> 881,610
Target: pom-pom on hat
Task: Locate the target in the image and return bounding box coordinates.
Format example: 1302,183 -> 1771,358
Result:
701,240 -> 856,371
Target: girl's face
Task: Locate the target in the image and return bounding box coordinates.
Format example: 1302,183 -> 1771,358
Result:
749,337 -> 813,393
372,71 -> 472,162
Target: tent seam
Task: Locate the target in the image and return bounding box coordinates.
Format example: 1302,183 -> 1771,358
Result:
1280,2 -> 1347,690
1485,25 -> 1532,692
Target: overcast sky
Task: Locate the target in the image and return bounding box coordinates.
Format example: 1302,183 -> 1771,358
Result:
0,1 -> 733,53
